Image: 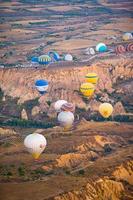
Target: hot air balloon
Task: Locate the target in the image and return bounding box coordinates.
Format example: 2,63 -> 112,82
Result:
31,57 -> 39,67
35,79 -> 48,95
24,133 -> 47,159
61,102 -> 75,113
54,100 -> 68,113
99,103 -> 113,118
89,48 -> 95,55
122,33 -> 133,41
48,51 -> 60,61
126,42 -> 133,52
115,45 -> 126,54
64,54 -> 73,61
38,55 -> 51,67
96,43 -> 107,52
80,83 -> 95,98
58,111 -> 74,130
85,72 -> 98,85
31,57 -> 38,63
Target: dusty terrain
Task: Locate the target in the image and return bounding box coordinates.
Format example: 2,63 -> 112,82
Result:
0,0 -> 133,67
0,0 -> 133,200
0,121 -> 133,200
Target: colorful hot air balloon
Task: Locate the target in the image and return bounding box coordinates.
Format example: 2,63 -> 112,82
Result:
38,55 -> 51,66
80,83 -> 95,98
58,111 -> 74,130
64,54 -> 73,61
85,73 -> 98,85
126,42 -> 133,52
96,43 -> 107,52
24,133 -> 47,159
35,79 -> 48,95
122,33 -> 133,41
61,103 -> 75,113
99,103 -> 113,118
48,51 -> 60,61
115,45 -> 126,54
54,100 -> 68,113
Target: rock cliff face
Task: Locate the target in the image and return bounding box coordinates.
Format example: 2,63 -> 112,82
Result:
54,178 -> 124,200
54,160 -> 133,200
0,58 -> 133,117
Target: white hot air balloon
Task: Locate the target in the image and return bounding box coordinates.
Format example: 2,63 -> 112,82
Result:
58,111 -> 74,130
54,100 -> 68,113
64,54 -> 73,61
24,133 -> 47,159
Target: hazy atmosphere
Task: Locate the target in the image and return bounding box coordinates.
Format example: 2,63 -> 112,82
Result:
0,0 -> 133,200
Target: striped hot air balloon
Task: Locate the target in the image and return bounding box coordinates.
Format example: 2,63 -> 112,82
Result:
61,103 -> 75,113
115,45 -> 126,54
80,83 -> 95,98
35,79 -> 48,95
85,73 -> 98,85
38,55 -> 51,66
126,42 -> 133,52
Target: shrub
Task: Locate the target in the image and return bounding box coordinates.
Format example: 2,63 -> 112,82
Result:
78,169 -> 85,175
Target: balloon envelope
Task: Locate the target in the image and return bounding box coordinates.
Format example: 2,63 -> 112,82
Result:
85,72 -> 98,84
35,79 -> 48,95
61,103 -> 75,113
58,111 -> 74,129
48,51 -> 60,61
96,43 -> 107,52
64,54 -> 73,61
24,133 -> 47,159
80,83 -> 95,97
38,55 -> 51,65
54,100 -> 68,112
89,48 -> 95,55
31,57 -> 38,63
123,33 -> 132,41
99,103 -> 113,118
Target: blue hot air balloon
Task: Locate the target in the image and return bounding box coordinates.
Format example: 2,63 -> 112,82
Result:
38,55 -> 51,66
35,79 -> 49,95
31,57 -> 38,63
48,51 -> 60,61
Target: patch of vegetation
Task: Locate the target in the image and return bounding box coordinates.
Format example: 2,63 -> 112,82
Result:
18,166 -> 25,176
78,169 -> 85,175
2,142 -> 12,148
46,100 -> 52,107
0,88 -> 4,101
0,165 -> 13,177
114,115 -> 133,122
0,118 -> 55,128
11,23 -> 23,28
0,41 -> 16,49
29,21 -> 48,25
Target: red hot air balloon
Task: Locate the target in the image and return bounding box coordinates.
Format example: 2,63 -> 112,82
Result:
61,103 -> 75,113
115,45 -> 126,54
126,42 -> 133,52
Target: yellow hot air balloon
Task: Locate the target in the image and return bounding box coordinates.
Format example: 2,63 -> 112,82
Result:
80,83 -> 95,97
85,72 -> 98,85
122,33 -> 132,41
99,103 -> 113,118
